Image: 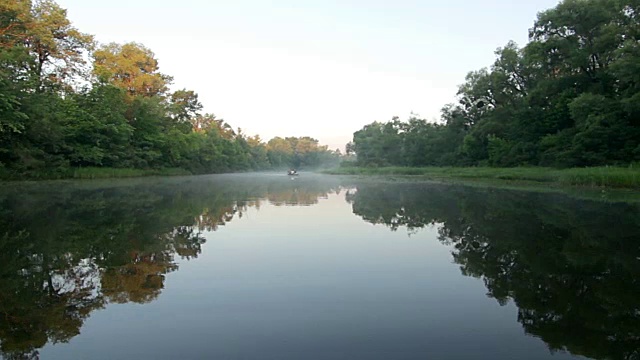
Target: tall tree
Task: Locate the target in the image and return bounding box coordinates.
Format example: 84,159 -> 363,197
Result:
26,0 -> 94,86
170,89 -> 202,123
93,42 -> 172,98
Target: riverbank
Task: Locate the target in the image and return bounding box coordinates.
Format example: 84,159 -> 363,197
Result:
323,166 -> 640,189
0,167 -> 192,181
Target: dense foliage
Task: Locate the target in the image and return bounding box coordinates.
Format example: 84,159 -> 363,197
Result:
350,0 -> 640,168
0,0 -> 338,179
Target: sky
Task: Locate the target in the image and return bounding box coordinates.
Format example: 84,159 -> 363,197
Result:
57,0 -> 560,151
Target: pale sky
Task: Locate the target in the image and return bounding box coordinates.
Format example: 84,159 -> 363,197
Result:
58,0 -> 560,150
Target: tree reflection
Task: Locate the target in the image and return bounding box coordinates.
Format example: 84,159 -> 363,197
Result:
347,183 -> 640,360
0,231 -> 104,360
101,252 -> 177,304
268,188 -> 331,206
0,175 -> 340,359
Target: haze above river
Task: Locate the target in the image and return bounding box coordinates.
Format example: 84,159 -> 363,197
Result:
1,173 -> 638,360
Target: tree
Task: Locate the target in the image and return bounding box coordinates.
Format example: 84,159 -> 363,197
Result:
170,89 -> 202,123
26,0 -> 94,86
61,84 -> 133,167
93,42 -> 172,98
0,0 -> 30,48
349,0 -> 640,168
266,136 -> 294,168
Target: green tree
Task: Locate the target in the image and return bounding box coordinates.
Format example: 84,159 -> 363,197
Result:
61,84 -> 133,167
266,136 -> 294,168
350,0 -> 640,168
170,89 -> 202,124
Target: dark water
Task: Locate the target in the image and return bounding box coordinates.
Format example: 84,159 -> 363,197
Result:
1,173 -> 638,360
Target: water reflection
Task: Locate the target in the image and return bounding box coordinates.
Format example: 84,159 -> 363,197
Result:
347,182 -> 640,360
0,175 -> 340,359
0,175 -> 638,359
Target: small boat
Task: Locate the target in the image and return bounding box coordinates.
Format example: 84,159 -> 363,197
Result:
287,169 -> 299,176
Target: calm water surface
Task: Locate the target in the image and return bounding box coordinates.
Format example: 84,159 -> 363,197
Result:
1,173 -> 638,359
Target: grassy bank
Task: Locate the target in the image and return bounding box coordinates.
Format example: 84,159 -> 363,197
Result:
69,167 -> 191,179
0,167 -> 192,181
324,166 -> 640,189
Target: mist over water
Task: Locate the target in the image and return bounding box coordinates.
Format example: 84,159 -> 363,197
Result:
1,173 -> 637,360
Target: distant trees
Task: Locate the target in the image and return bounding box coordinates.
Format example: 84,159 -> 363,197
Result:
350,0 -> 640,168
267,136 -> 340,169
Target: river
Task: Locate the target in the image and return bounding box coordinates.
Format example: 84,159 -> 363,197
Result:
0,173 -> 638,359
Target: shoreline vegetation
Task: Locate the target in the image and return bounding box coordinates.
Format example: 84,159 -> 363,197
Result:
3,0 -> 640,186
323,166 -> 640,189
341,0 -> 640,180
0,167 -> 193,181
0,1 -> 340,180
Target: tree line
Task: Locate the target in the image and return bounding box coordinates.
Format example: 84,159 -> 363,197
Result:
0,0 -> 339,179
349,0 -> 640,168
